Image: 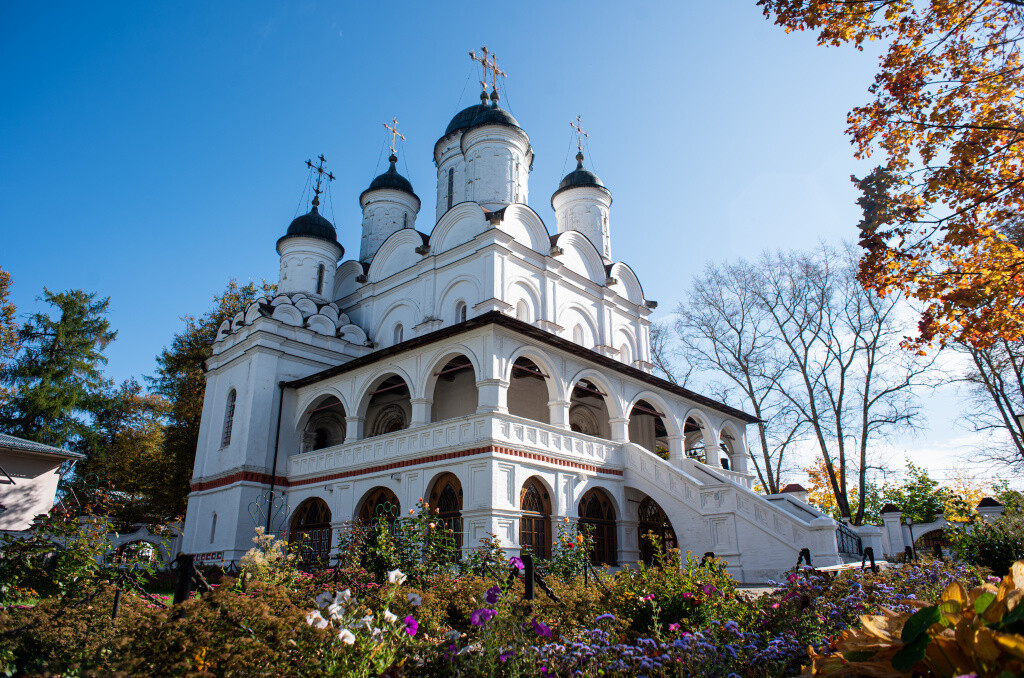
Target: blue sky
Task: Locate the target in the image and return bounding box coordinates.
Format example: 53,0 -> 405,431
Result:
2,2 -> 992,484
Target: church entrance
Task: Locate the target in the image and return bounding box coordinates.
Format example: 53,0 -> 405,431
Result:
579,488 -> 617,565
428,472 -> 463,550
289,498 -> 332,568
519,477 -> 552,559
637,496 -> 678,565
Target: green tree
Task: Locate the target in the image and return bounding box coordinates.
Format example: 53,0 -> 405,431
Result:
0,288 -> 115,448
881,461 -> 957,525
149,279 -> 274,516
0,267 -> 18,395
74,379 -> 170,526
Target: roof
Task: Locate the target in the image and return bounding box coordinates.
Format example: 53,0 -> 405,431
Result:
277,205 -> 343,254
0,432 -> 85,460
978,497 -> 1003,508
360,155 -> 418,203
284,310 -> 760,424
443,102 -> 522,138
880,503 -> 901,514
551,153 -> 609,206
781,483 -> 807,493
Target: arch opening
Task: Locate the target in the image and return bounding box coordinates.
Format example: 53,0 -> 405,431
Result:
508,357 -> 550,424
357,487 -> 400,526
637,496 -> 678,566
289,497 -> 332,568
519,477 -> 552,559
428,473 -> 464,550
300,395 -> 347,453
579,488 -> 617,565
629,400 -> 669,459
684,416 -> 709,464
365,375 -> 411,438
431,356 -> 478,422
569,379 -> 611,439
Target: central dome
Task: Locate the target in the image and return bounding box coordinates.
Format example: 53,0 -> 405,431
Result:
360,155 -> 418,203
277,203 -> 343,255
444,102 -> 522,137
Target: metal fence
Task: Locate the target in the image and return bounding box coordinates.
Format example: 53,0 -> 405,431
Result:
836,521 -> 863,556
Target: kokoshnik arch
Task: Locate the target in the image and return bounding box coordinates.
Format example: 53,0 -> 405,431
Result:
181,52 -> 847,582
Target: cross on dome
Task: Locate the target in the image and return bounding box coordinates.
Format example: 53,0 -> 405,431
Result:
571,116 -> 589,155
468,45 -> 506,103
305,154 -> 335,209
383,118 -> 405,157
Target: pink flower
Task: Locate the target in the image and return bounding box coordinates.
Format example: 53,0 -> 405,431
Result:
509,556 -> 525,571
668,623 -> 680,632
403,615 -> 418,637
531,618 -> 552,637
642,594 -> 655,602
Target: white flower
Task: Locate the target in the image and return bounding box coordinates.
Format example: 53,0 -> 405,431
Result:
338,628 -> 355,645
445,629 -> 461,641
407,592 -> 423,606
335,589 -> 352,604
383,608 -> 398,624
326,602 -> 345,620
358,614 -> 374,630
387,569 -> 407,585
305,610 -> 329,630
315,592 -> 333,609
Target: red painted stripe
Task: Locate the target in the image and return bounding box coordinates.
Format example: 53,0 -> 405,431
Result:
189,445 -> 622,493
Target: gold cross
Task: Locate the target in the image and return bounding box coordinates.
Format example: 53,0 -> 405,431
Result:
468,46 -> 494,93
570,116 -> 589,154
487,52 -> 506,95
305,154 -> 334,207
382,118 -> 405,156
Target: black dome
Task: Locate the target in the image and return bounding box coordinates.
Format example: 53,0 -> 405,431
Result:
277,204 -> 343,254
444,101 -> 522,137
551,153 -> 610,205
360,155 -> 418,203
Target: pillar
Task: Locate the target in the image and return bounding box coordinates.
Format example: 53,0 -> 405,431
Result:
410,398 -> 431,427
344,416 -> 364,443
548,399 -> 570,430
476,378 -> 508,414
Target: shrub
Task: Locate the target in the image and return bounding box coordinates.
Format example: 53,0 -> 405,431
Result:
948,511 -> 1024,577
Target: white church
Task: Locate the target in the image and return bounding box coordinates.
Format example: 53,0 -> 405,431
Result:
181,54 -> 849,582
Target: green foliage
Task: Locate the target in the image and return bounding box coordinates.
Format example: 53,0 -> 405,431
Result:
0,266 -> 17,394
543,518 -> 594,581
0,287 -> 115,448
148,278 -> 275,517
881,461 -> 962,525
948,510 -> 1024,577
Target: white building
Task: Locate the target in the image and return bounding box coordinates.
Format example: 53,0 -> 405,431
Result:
181,83 -> 846,582
0,432 -> 84,532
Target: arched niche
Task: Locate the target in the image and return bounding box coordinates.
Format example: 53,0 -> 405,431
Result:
629,399 -> 670,459
569,379 -> 611,439
289,497 -> 332,568
579,487 -> 617,565
637,496 -> 678,565
520,476 -> 552,559
428,472 -> 464,549
298,395 -> 347,453
684,414 -> 710,464
363,375 -> 411,438
431,356 -> 478,422
507,356 -> 552,424
357,487 -> 400,525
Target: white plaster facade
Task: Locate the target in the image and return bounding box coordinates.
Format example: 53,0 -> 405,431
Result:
181,91 -> 846,582
0,434 -> 84,532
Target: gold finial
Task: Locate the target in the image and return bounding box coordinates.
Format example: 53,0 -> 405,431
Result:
570,116 -> 589,155
383,118 -> 405,157
469,46 -> 494,94
305,154 -> 335,209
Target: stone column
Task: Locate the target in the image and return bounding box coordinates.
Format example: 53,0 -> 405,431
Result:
548,399 -> 571,430
880,505 -> 904,558
608,417 -> 630,443
476,378 -> 508,414
410,398 -> 432,427
344,416 -> 364,443
666,434 -> 684,464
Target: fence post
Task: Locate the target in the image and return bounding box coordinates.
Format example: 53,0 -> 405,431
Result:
111,586 -> 122,619
860,546 -> 878,573
173,553 -> 195,605
523,553 -> 535,601
797,547 -> 812,568
701,551 -> 715,566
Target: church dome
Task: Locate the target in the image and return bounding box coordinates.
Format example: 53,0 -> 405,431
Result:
551,153 -> 610,204
278,204 -> 343,253
360,155 -> 418,203
444,100 -> 522,138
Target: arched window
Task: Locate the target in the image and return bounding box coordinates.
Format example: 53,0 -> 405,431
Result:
573,324 -> 584,345
358,487 -> 400,525
300,396 -> 346,453
638,496 -> 678,565
393,324 -> 404,345
221,389 -> 236,448
456,301 -> 467,323
447,168 -> 454,210
371,403 -> 406,436
316,263 -> 325,295
210,512 -> 217,544
289,498 -> 332,568
430,473 -> 463,549
520,478 -> 551,559
620,343 -> 632,364
516,300 -> 530,322
579,488 -> 617,565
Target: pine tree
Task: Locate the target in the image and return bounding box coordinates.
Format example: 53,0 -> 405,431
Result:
149,279 -> 274,515
0,267 -> 17,393
0,288 -> 116,448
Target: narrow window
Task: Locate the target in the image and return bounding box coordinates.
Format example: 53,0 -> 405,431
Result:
573,325 -> 584,345
221,389 -> 236,448
514,159 -> 521,202
516,300 -> 529,321
316,263 -> 325,295
210,512 -> 217,543
447,168 -> 454,210
402,212 -> 408,228
456,301 -> 467,323
393,324 -> 404,345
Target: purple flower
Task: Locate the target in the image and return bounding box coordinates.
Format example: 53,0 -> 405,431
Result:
510,556 -> 525,571
403,615 -> 418,637
701,583 -> 717,596
595,613 -> 615,622
485,585 -> 501,605
470,608 -> 496,626
642,593 -> 655,602
531,618 -> 553,637
500,651 -> 513,663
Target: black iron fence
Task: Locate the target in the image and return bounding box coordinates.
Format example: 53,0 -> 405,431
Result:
836,521 -> 863,556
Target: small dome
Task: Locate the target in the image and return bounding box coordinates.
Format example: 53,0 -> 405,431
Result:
551,153 -> 610,205
277,204 -> 343,254
444,100 -> 522,138
360,155 -> 418,203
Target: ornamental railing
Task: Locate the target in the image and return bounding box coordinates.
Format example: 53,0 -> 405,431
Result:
836,521 -> 863,556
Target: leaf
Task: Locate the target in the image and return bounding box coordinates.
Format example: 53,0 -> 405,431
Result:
976,592 -> 997,615
842,650 -> 876,662
892,633 -> 931,671
901,605 -> 941,643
